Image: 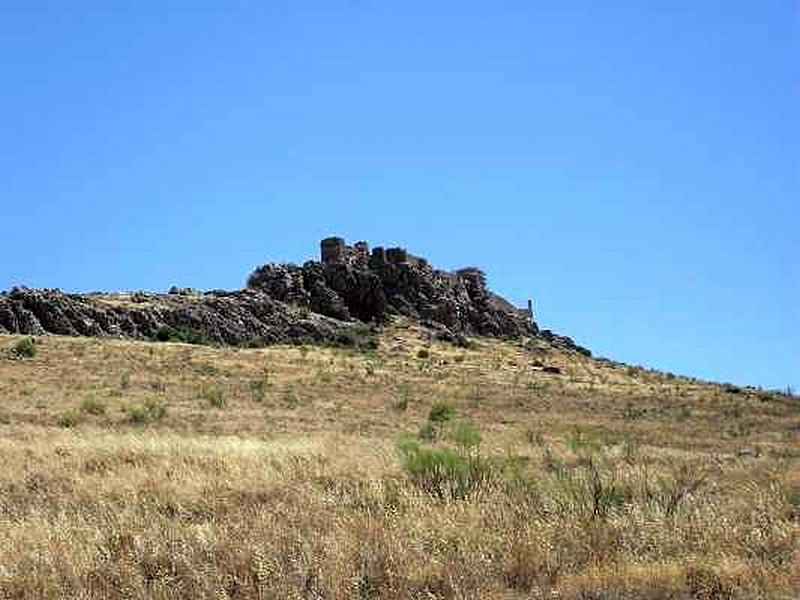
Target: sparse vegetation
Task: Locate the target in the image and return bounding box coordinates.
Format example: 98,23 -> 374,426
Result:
8,336 -> 36,359
80,395 -> 106,415
56,409 -> 80,428
154,324 -> 206,345
201,385 -> 227,409
0,327 -> 796,598
127,397 -> 168,424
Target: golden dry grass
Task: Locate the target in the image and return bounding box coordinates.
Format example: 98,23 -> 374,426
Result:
0,324 -> 798,599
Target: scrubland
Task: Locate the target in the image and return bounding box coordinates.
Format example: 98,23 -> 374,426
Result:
0,324 -> 797,599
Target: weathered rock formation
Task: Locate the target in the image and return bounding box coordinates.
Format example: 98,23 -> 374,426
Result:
0,237 -> 589,354
0,287 -> 355,346
247,237 -> 536,339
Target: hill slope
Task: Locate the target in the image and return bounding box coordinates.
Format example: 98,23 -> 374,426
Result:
0,327 -> 797,598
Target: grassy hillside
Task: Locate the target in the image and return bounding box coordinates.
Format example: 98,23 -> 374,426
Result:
0,325 -> 798,598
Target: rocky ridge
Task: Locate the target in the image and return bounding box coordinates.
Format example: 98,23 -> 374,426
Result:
0,237 -> 589,354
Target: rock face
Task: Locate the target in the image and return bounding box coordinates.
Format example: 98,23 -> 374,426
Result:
0,237 -> 589,354
0,287 -> 354,346
247,237 -> 537,340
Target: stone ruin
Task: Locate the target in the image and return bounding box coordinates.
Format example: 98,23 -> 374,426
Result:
320,237 -> 420,268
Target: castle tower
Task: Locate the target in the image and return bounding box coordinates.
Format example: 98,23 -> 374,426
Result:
320,237 -> 346,264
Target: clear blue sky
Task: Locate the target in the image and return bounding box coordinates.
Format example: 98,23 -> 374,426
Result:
2,2 -> 797,390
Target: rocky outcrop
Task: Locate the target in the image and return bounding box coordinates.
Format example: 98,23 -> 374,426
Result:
0,237 -> 590,354
247,238 -> 537,340
0,287 -> 357,346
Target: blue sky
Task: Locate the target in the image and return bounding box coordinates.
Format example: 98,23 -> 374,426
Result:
1,2 -> 798,390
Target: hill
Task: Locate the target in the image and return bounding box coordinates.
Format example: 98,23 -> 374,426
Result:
0,237 -> 586,356
0,323 -> 797,598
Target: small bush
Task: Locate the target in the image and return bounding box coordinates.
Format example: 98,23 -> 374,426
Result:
397,436 -> 494,499
154,325 -> 205,345
250,379 -> 268,403
453,336 -> 478,350
428,402 -> 456,424
284,388 -> 300,409
57,410 -> 80,428
128,397 -> 167,425
9,337 -> 36,360
80,396 -> 106,416
450,420 -> 482,452
392,383 -> 411,412
393,397 -> 409,411
417,348 -> 431,359
335,323 -> 379,350
525,429 -> 543,446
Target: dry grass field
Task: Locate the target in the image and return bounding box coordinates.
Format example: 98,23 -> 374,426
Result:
0,324 -> 798,599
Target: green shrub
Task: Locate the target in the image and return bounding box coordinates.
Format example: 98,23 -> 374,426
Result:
428,402 -> 456,424
393,397 -> 409,411
416,348 -> 430,359
397,436 -> 494,499
154,325 -> 205,345
57,410 -> 80,428
335,323 -> 379,350
284,387 -> 300,409
577,457 -> 629,518
80,396 -> 106,416
566,427 -> 602,455
450,420 -> 482,452
393,384 -> 411,411
128,397 -> 167,425
250,379 -> 268,403
525,428 -> 543,446
9,337 -> 36,360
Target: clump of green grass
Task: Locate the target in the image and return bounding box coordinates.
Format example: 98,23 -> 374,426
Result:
80,395 -> 106,416
283,387 -> 300,409
418,402 -> 458,440
428,402 -> 456,423
56,410 -> 80,428
399,406 -> 492,499
127,397 -> 168,425
392,384 -> 411,412
397,435 -> 493,500
525,428 -> 543,446
8,337 -> 36,360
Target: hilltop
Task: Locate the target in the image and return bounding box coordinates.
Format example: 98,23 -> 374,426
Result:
0,237 -> 586,354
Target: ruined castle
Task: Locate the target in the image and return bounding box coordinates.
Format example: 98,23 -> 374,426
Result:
320,236 -> 426,268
